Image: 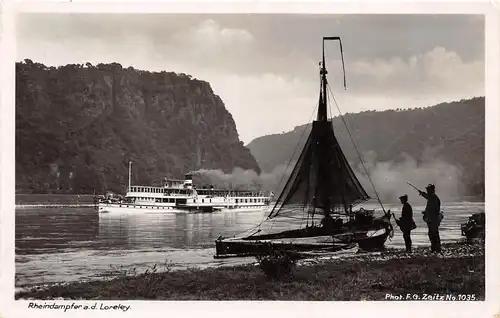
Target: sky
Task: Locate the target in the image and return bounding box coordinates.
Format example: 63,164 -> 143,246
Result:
17,13 -> 485,144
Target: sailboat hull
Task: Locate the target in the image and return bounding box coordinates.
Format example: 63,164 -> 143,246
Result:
242,216 -> 392,251
214,236 -> 358,259
343,228 -> 391,251
214,222 -> 391,259
214,220 -> 391,258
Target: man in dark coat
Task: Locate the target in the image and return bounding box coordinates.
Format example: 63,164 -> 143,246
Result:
397,194 -> 415,253
419,184 -> 442,253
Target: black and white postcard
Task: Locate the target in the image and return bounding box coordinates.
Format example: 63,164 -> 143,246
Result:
1,1 -> 499,318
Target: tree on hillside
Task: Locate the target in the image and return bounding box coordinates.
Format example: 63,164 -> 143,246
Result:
15,61 -> 260,194
247,97 -> 485,198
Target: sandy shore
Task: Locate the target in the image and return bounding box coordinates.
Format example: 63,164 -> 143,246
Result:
15,240 -> 484,301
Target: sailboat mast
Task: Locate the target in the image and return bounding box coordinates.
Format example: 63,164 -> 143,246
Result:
317,37 -> 348,216
267,36 -> 362,221
317,40 -> 329,122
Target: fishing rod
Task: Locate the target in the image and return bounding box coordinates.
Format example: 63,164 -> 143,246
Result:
406,182 -> 423,193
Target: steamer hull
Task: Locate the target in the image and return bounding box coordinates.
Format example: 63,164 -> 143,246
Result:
97,172 -> 272,214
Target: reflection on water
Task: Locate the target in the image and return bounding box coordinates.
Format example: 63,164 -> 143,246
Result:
15,208 -> 99,254
15,201 -> 484,287
96,211 -> 266,249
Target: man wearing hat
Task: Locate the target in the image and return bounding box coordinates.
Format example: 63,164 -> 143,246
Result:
419,184 -> 442,253
397,194 -> 415,253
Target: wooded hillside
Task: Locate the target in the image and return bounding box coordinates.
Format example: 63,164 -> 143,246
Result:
16,60 -> 260,194
247,97 -> 485,198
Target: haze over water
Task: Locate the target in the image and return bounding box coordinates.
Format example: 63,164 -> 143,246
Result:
15,199 -> 484,287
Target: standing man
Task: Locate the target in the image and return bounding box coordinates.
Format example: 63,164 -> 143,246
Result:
397,194 -> 415,253
419,184 -> 442,253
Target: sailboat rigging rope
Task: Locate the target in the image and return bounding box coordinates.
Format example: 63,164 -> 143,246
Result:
326,84 -> 386,213
229,99 -> 321,239
268,99 -> 321,234
271,101 -> 319,209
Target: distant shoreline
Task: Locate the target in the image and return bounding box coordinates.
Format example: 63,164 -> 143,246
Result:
15,193 -> 485,205
15,240 -> 484,301
16,204 -> 96,209
15,194 -> 96,206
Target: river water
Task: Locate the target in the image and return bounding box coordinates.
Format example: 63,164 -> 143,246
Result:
15,200 -> 484,287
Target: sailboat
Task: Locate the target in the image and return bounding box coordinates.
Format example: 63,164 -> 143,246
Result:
214,37 -> 393,259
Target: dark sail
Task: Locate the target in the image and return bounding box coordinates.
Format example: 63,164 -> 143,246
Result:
267,119 -> 370,219
214,37 -> 393,259
268,37 -> 370,219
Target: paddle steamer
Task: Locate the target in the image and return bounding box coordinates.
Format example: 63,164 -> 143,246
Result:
97,163 -> 272,214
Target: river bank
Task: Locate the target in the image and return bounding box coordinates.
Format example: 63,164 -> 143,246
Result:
16,194 -> 95,206
16,240 -> 484,301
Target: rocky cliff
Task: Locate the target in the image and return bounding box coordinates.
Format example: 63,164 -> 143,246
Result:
16,60 -> 260,194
